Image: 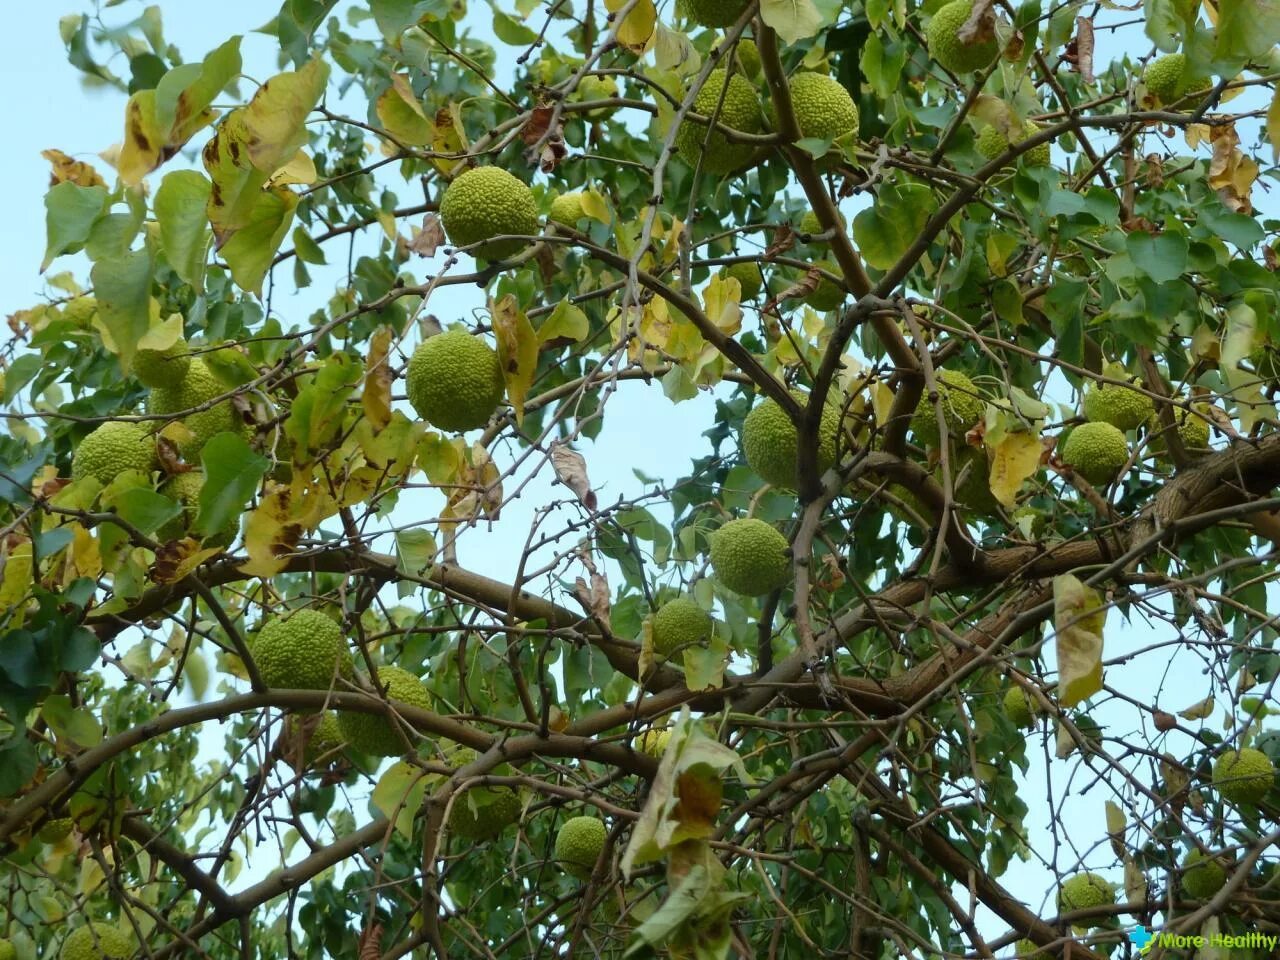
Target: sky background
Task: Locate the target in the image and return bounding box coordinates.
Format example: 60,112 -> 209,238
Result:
1,2 -> 1273,955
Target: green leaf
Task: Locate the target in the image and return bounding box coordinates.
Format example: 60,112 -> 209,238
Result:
372,760 -> 431,838
395,529 -> 436,598
42,182 -> 108,271
90,249 -> 156,371
110,487 -> 182,536
375,74 -> 432,145
0,736 -> 39,797
1053,573 -> 1105,708
1125,231 -> 1187,284
196,432 -> 270,537
492,10 -> 539,44
760,0 -> 824,44
538,299 -> 590,344
852,183 -> 936,271
370,0 -> 440,41
154,170 -> 212,286
219,186 -> 299,296
1214,0 -> 1280,61
286,353 -> 363,461
1199,201 -> 1264,250
41,694 -> 103,748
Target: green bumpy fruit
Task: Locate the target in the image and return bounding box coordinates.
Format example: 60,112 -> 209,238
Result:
338,666 -> 433,757
926,0 -> 1001,74
709,518 -> 791,596
1004,686 -> 1039,729
683,0 -> 750,26
1181,849 -> 1227,900
1057,872 -> 1114,913
734,38 -> 761,78
910,370 -> 985,447
1212,747 -> 1275,805
287,711 -> 347,765
741,390 -> 842,489
652,598 -> 713,656
675,69 -> 763,176
61,924 -> 132,960
1014,939 -> 1052,960
134,336 -> 191,389
1059,421 -> 1129,486
253,609 -> 352,692
445,749 -> 522,839
975,122 -> 1051,166
798,209 -> 846,240
71,421 -> 158,486
951,446 -> 1000,515
146,358 -> 243,460
439,166 -> 540,261
576,75 -> 618,118
804,261 -> 848,311
638,728 -> 671,758
157,472 -> 238,546
787,72 -> 859,146
0,938 -> 14,960
548,192 -> 586,226
555,816 -> 607,878
406,330 -> 506,433
718,262 -> 762,300
1144,53 -> 1187,105
1082,380 -> 1155,431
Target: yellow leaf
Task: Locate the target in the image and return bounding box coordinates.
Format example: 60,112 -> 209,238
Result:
1178,693 -> 1215,720
605,0 -> 657,53
265,150 -> 318,188
491,294 -> 539,425
431,105 -> 467,176
242,58 -> 331,175
203,111 -> 271,246
67,524 -> 102,583
701,274 -> 743,336
1269,85 -> 1280,163
376,74 -> 432,145
362,327 -> 394,431
580,186 -> 611,224
0,540 -> 34,628
988,431 -> 1042,507
42,149 -> 106,188
1053,573 -> 1106,708
239,484 -> 302,578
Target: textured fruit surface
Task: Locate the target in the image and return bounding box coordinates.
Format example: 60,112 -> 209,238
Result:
338,666 -> 433,756
555,816 -> 607,878
638,728 -> 671,758
798,209 -> 845,239
405,330 -> 506,432
1212,748 -> 1274,805
1003,686 -> 1037,729
1014,939 -> 1051,960
804,261 -> 847,311
61,924 -> 132,960
741,390 -> 842,489
576,75 -> 617,117
134,337 -> 191,389
719,262 -> 762,300
1057,872 -> 1114,912
0,939 -> 13,960
1059,421 -> 1129,485
549,192 -> 585,226
439,166 -> 540,260
450,785 -> 522,840
1181,849 -> 1227,899
709,518 -> 791,595
652,598 -> 712,656
975,122 -> 1050,166
71,421 -> 158,486
675,69 -> 762,176
734,38 -> 761,78
287,711 -> 347,765
927,0 -> 1000,74
1083,381 -> 1154,431
1144,53 -> 1186,104
684,0 -> 750,27
157,471 -> 238,545
910,370 -> 985,447
146,358 -> 242,459
253,609 -> 351,692
787,72 -> 859,145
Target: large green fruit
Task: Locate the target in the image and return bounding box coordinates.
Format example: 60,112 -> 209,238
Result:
1057,872 -> 1114,913
683,0 -> 750,27
1212,747 -> 1275,805
156,471 -> 238,546
287,711 -> 347,766
252,609 -> 352,692
406,330 -> 506,432
709,518 -> 791,595
61,923 -> 132,960
734,38 -> 761,78
439,166 -> 540,261
146,358 -> 243,460
338,666 -> 433,757
651,598 -> 713,656
786,72 -> 859,145
555,816 -> 607,878
1082,380 -> 1155,431
675,69 -> 763,176
134,336 -> 191,389
718,262 -> 762,300
1181,849 -> 1227,900
909,370 -> 985,447
1144,53 -> 1187,105
1059,421 -> 1129,485
446,750 -> 522,840
803,261 -> 847,311
71,421 -> 158,486
1014,939 -> 1051,960
741,390 -> 842,489
926,0 -> 1001,74
975,122 -> 1050,166
548,191 -> 586,226
1003,685 -> 1039,729
798,209 -> 846,240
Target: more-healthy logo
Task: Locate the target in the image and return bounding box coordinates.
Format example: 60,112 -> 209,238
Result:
1129,924 -> 1278,955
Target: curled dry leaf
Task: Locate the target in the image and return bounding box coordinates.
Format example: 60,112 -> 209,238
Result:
409,214 -> 446,258
550,441 -> 597,511
957,0 -> 997,46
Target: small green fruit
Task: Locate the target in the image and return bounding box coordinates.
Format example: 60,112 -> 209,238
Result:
975,122 -> 1051,166
71,421 -> 158,487
1004,686 -> 1039,729
734,39 -> 761,79
252,609 -> 352,693
683,0 -> 751,27
803,261 -> 848,311
1057,872 -> 1114,914
146,358 -> 244,460
555,815 -> 607,878
786,72 -> 859,147
741,390 -> 843,490
61,924 -> 132,960
134,336 -> 191,389
1212,747 -> 1275,806
909,370 -> 985,447
651,598 -> 712,657
1082,379 -> 1155,432
718,262 -> 762,300
1181,849 -> 1227,900
1144,53 -> 1187,105
439,166 -> 540,261
926,0 -> 1001,74
709,518 -> 791,596
1059,421 -> 1129,485
338,666 -> 433,757
406,329 -> 506,433
548,192 -> 586,226
675,69 -> 763,176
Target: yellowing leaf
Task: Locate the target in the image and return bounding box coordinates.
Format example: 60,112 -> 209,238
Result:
1269,85 -> 1280,163
42,148 -> 105,188
239,484 -> 302,578
491,294 -> 539,425
605,0 -> 656,53
265,150 -> 318,188
0,540 -> 34,628
1053,573 -> 1106,708
362,327 -> 394,431
219,186 -> 299,296
376,73 -> 432,145
988,431 -> 1042,507
701,274 -> 743,337
760,0 -> 824,44
1178,693 -> 1215,720
539,299 -> 589,344
580,187 -> 611,224
242,58 -> 330,175
431,105 -> 467,176
373,761 -> 431,839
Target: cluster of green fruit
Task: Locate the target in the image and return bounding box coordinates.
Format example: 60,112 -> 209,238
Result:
1060,371 -> 1212,486
68,336 -> 247,544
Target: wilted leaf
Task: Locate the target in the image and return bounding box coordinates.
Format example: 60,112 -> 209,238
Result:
491,294 -> 538,425
43,148 -> 105,188
550,442 -> 596,510
988,431 -> 1042,507
1053,574 -> 1105,708
362,327 -> 394,431
1178,694 -> 1215,720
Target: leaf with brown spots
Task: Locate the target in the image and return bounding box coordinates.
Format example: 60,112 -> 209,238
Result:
150,539 -> 222,584
362,327 -> 394,431
42,149 -> 105,188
